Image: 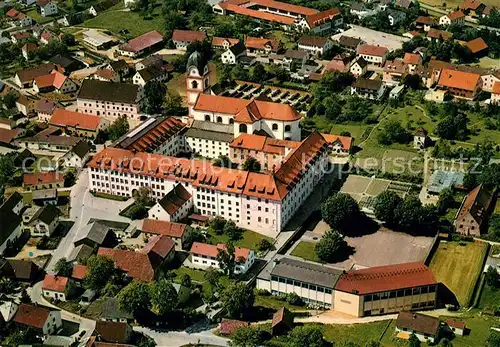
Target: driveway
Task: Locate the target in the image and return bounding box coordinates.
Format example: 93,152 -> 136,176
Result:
134,326 -> 230,347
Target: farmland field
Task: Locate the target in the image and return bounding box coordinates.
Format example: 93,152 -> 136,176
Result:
429,241 -> 488,306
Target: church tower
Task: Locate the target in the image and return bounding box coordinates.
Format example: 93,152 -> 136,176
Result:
186,51 -> 210,117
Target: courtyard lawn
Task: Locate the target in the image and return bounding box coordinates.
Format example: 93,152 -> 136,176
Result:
429,241 -> 488,306
321,321 -> 391,346
290,241 -> 322,263
172,266 -> 206,283
80,9 -> 164,37
206,228 -> 273,251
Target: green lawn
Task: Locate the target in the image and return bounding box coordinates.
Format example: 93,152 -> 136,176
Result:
430,241 -> 488,306
26,9 -> 53,24
81,9 -> 164,37
206,228 -> 273,251
290,241 -> 322,263
172,266 -> 206,283
478,283 -> 500,313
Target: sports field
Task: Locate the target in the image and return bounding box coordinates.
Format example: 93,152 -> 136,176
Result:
429,241 -> 488,306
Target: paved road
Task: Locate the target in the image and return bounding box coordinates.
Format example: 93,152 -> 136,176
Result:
134,326 -> 230,347
29,281 -> 96,347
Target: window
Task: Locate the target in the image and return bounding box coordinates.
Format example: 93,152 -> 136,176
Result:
285,125 -> 291,132
217,116 -> 223,123
205,114 -> 211,121
272,123 -> 278,130
229,118 -> 234,124
191,80 -> 198,89
239,124 -> 248,133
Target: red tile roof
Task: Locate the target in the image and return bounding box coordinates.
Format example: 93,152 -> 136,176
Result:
190,242 -> 251,262
193,95 -> 301,123
244,36 -> 280,51
221,2 -> 296,24
272,307 -> 294,329
141,219 -> 187,238
6,8 -> 19,18
456,184 -> 492,226
445,319 -> 466,330
211,37 -> 240,47
415,16 -> 435,25
230,133 -> 300,154
493,82 -> 500,95
121,117 -> 184,153
298,35 -> 329,47
248,0 -> 317,15
42,274 -> 69,292
320,133 -> 353,151
438,68 -> 481,91
447,10 -> 465,20
34,70 -> 68,90
172,30 -> 206,43
141,235 -> 175,258
219,319 -> 249,335
305,8 -> 341,28
335,262 -> 436,295
403,52 -> 421,65
14,303 -> 52,329
98,248 -> 155,282
466,37 -> 488,54
13,32 -> 30,41
50,108 -> 101,131
427,28 -> 453,40
121,31 -> 164,53
358,44 -> 388,57
0,129 -> 19,144
24,171 -> 65,186
71,264 -> 88,280
157,183 -> 192,215
460,0 -> 484,10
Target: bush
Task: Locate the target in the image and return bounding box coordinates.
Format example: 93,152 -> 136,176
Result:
285,292 -> 304,306
257,238 -> 273,252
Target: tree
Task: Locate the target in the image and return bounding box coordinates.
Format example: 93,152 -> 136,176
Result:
181,274 -> 192,288
436,113 -> 468,141
118,280 -> 151,315
182,227 -> 205,249
395,195 -> 425,231
288,325 -> 326,347
143,81 -> 167,115
213,155 -> 232,168
61,33 -> 76,46
164,91 -> 186,116
54,258 -> 73,277
437,188 -> 454,214
487,331 -> 500,347
224,220 -> 242,241
321,194 -> 361,233
134,186 -> 153,207
403,74 -> 422,90
257,238 -> 273,252
364,341 -> 381,347
217,241 -> 236,277
164,12 -> 187,39
149,279 -> 178,315
230,326 -> 267,347
2,92 -> 18,109
242,157 -> 261,172
486,266 -> 500,288
85,255 -> 115,291
220,281 -> 254,319
377,120 -> 410,145
408,334 -> 421,347
315,230 -> 348,262
64,171 -> 76,187
107,116 -> 129,142
374,191 -> 403,226
209,216 -> 226,235
204,267 -> 222,288
250,63 -> 268,83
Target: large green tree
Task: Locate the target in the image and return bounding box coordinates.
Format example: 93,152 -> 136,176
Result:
143,81 -> 167,115
107,116 -> 130,142
118,280 -> 151,315
373,191 -> 403,226
150,279 -> 178,315
321,193 -> 361,234
288,325 -> 326,347
230,326 -> 267,347
220,281 -> 254,319
54,258 -> 73,277
315,230 -> 347,263
84,255 -> 115,291
217,241 -> 236,278
242,157 -> 261,172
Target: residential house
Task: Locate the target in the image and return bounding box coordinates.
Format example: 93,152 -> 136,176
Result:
15,126 -> 81,153
101,297 -> 133,323
0,128 -> 22,147
351,78 -> 385,100
325,54 -> 350,73
118,30 -> 164,57
74,221 -> 114,249
414,65 -> 433,88
42,274 -> 69,301
106,59 -> 130,79
272,307 -> 294,335
426,28 -> 453,41
321,133 -> 353,156
148,184 -> 192,222
350,3 -> 367,17
338,35 -> 363,52
134,55 -> 163,71
23,204 -> 60,236
190,242 -> 255,274
282,49 -> 308,71
93,321 -> 133,344
140,219 -> 187,251
13,303 -> 62,336
395,312 -> 441,343
455,184 -> 493,236
244,36 -> 280,56
459,0 -> 486,17
23,171 -> 64,191
36,99 -> 58,122
171,30 -> 207,51
212,37 -> 239,50
6,9 -> 32,27
0,193 -> 24,255
445,319 -> 466,336
58,140 -> 92,168
415,16 -> 435,31
77,80 -> 142,120
22,42 -> 38,60
33,70 -> 78,94
0,258 -> 41,283
11,31 -> 30,44
437,68 -> 481,100
357,44 -> 388,67
395,0 -> 414,9
37,0 -> 58,17
71,264 -> 88,282
50,54 -> 83,74
132,63 -> 172,87
439,11 -> 465,26
221,41 -> 247,65
350,56 -> 368,77
88,0 -> 120,16
387,9 -> 406,26
403,53 -> 422,73
466,37 -> 488,57
492,82 -> 500,104
296,8 -> 343,36
14,63 -> 57,88
67,244 -> 94,263
40,30 -> 58,45
297,35 -> 333,56
219,319 -> 250,335
94,68 -> 120,83
32,189 -> 59,206
383,59 -> 408,86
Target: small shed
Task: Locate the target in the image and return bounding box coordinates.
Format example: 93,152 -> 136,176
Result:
445,319 -> 466,336
80,289 -> 96,304
272,307 -> 294,335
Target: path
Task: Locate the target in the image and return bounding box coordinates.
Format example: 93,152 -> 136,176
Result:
357,103 -> 390,147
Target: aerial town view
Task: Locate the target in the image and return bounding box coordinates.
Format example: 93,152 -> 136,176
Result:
0,0 -> 500,345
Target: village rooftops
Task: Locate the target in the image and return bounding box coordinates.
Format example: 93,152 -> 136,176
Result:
16,63 -> 57,84
212,37 -> 239,47
438,68 -> 481,91
298,35 -> 329,47
403,52 -> 421,65
190,242 -> 251,262
24,171 -> 64,186
427,28 -> 453,40
358,44 -> 388,57
305,7 -> 341,28
78,79 -> 140,104
156,184 -> 192,215
353,78 -> 383,90
120,30 -> 164,53
230,133 -> 300,155
321,133 -> 353,151
50,108 -> 101,131
244,36 -> 280,51
98,247 -> 155,282
446,10 -> 465,20
396,312 -> 440,336
466,37 -> 488,54
141,219 -> 187,238
42,274 -> 68,292
415,16 -> 436,25
172,30 -> 207,43
335,262 -> 436,295
14,303 -> 56,329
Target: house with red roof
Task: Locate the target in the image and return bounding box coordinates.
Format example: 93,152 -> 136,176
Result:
334,262 -> 438,317
71,264 -> 88,281
437,68 -> 481,100
49,108 -> 107,138
172,30 -> 207,51
403,53 -> 422,73
321,133 -> 353,155
11,31 -> 31,44
190,242 -> 255,274
439,11 -> 465,26
211,37 -> 240,50
492,82 -> 500,104
33,70 -> 78,94
415,16 -> 436,32
6,9 -> 33,27
455,184 -> 493,236
13,303 -> 62,336
465,37 -> 488,57
141,219 -> 187,250
23,171 -> 65,191
296,8 -> 343,35
357,44 -> 389,67
244,36 -> 281,56
148,183 -> 192,223
459,0 -> 486,17
118,30 -> 164,57
42,274 -> 69,301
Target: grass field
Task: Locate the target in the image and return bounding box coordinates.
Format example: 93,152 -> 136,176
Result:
290,241 -> 322,263
478,283 -> 500,312
429,241 -> 488,306
419,0 -> 498,8
81,9 -> 164,37
26,9 -> 53,24
206,228 -> 273,251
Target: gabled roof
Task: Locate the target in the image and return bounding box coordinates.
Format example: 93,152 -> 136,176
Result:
383,59 -> 408,74
157,184 -> 192,215
229,41 -> 247,56
78,80 -> 139,104
120,30 -> 164,53
141,235 -> 176,259
230,133 -> 300,154
446,10 -> 465,20
71,264 -> 88,280
109,59 -> 129,72
98,248 -> 155,282
456,184 -> 492,227
396,312 -> 440,336
305,8 -> 341,28
71,140 -> 91,159
141,219 -> 187,238
24,171 -> 64,186
34,70 -> 67,89
403,52 -> 421,65
338,36 -> 362,49
75,221 -> 110,245
493,81 -> 500,95
427,28 -> 453,40
298,35 -> 329,48
14,303 -> 55,329
415,15 -> 435,25
94,321 -> 131,343
212,37 -> 239,47
466,37 -> 488,54
244,36 -> 280,51
172,30 -> 206,43
1,259 -> 39,281
460,0 -> 484,10
358,44 -> 388,57
30,204 -> 60,225
335,262 -> 436,295
320,133 -> 353,151
42,274 -> 68,292
353,78 -> 383,90
445,319 -> 466,330
16,63 -> 56,83
438,68 -> 481,91
272,307 -> 294,329
50,108 -> 101,131
190,242 -> 251,262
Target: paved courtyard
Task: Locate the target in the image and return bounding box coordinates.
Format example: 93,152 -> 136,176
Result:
332,25 -> 409,51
